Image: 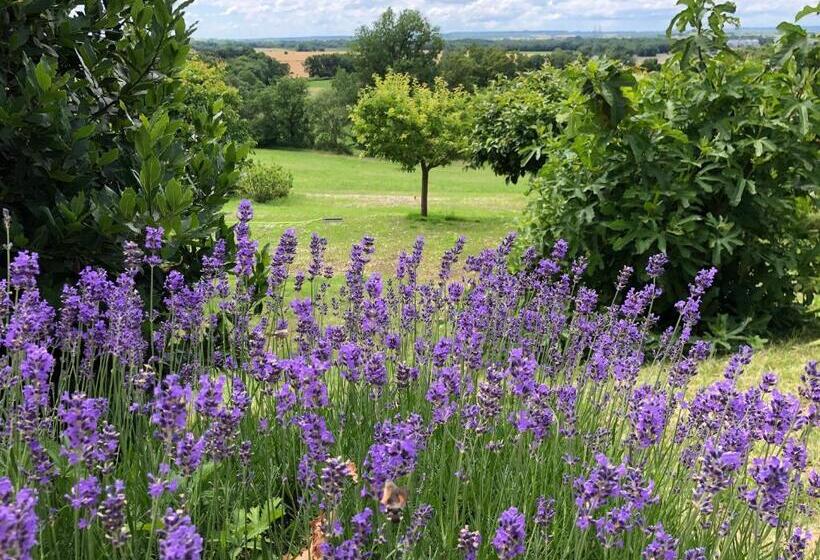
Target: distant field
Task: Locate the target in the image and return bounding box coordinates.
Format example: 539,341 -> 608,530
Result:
255,48 -> 346,77
307,78 -> 332,96
226,148 -> 525,280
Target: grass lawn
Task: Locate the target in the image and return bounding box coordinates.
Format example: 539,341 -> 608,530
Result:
307,78 -> 333,96
227,147 -> 526,280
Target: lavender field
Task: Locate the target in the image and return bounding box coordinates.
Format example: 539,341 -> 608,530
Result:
0,202 -> 816,559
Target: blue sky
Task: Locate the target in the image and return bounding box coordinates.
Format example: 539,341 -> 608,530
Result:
188,0 -> 816,39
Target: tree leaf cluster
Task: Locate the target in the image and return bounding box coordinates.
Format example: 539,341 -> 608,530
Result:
0,0 -> 249,295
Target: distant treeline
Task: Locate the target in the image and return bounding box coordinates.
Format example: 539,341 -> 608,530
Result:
193,33 -> 774,59
448,36 -> 672,57
193,38 -> 351,52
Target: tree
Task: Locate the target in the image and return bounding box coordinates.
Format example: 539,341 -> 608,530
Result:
179,55 -> 251,143
197,47 -> 289,96
250,77 -> 312,147
0,0 -> 247,295
469,66 -> 568,183
309,69 -> 360,153
351,73 -> 472,217
304,53 -> 355,78
351,8 -> 444,85
438,46 -> 519,90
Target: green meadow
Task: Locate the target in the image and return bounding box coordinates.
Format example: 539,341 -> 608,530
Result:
227,147 -> 526,279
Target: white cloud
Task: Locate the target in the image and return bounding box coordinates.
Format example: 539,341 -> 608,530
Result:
187,0 -> 817,38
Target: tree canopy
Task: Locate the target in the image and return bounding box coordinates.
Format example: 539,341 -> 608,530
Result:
438,46 -> 519,90
469,66 -> 568,183
351,8 -> 444,85
0,0 -> 247,294
351,73 -> 472,216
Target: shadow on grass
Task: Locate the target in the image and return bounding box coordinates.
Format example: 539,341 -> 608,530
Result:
404,212 -> 482,224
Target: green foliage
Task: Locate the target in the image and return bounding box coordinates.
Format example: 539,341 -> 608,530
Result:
0,0 -> 248,295
521,4 -> 819,335
197,46 -> 289,96
640,57 -> 662,72
237,161 -> 293,203
351,73 -> 472,216
666,0 -> 739,71
308,70 -> 360,153
449,35 -> 671,59
250,77 -> 312,147
469,66 -> 568,183
217,497 -> 284,558
438,46 -> 519,90
303,52 -> 355,78
352,8 -> 444,85
178,55 -> 251,143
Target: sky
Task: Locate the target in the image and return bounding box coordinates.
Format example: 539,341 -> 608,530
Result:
187,0 -> 816,39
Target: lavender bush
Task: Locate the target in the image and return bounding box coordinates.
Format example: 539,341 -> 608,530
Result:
0,201 -> 816,559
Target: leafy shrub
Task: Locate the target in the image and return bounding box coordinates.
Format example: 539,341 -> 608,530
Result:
520,4 -> 818,336
1,207 -> 817,559
469,66 -> 568,183
0,0 -> 248,297
178,55 -> 252,144
237,162 -> 293,203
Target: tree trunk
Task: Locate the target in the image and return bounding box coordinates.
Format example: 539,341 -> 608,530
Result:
420,163 -> 429,217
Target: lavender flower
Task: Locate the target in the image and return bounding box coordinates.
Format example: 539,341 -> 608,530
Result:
643,524 -> 678,560
646,253 -> 669,279
145,226 -> 164,251
159,508 -> 203,560
58,393 -> 119,472
10,251 -> 39,291
628,385 -> 669,448
97,480 -> 129,547
67,475 -> 101,529
399,504 -> 433,550
150,375 -> 190,446
782,527 -> 812,560
534,496 -> 555,529
0,478 -> 38,560
144,226 -> 164,266
362,414 -> 427,498
743,456 -> 793,526
683,548 -> 706,560
551,239 -> 568,260
492,507 -> 526,560
320,457 -> 353,511
458,525 -> 482,560
351,507 -> 373,543
233,200 -> 258,278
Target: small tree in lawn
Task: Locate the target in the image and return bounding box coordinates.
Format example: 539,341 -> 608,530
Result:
351,73 -> 472,217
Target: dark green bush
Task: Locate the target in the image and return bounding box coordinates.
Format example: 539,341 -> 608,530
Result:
469,66 -> 567,184
238,162 -> 293,203
304,53 -> 355,78
308,69 -> 360,153
521,3 -> 818,336
0,0 -> 248,297
250,77 -> 312,147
